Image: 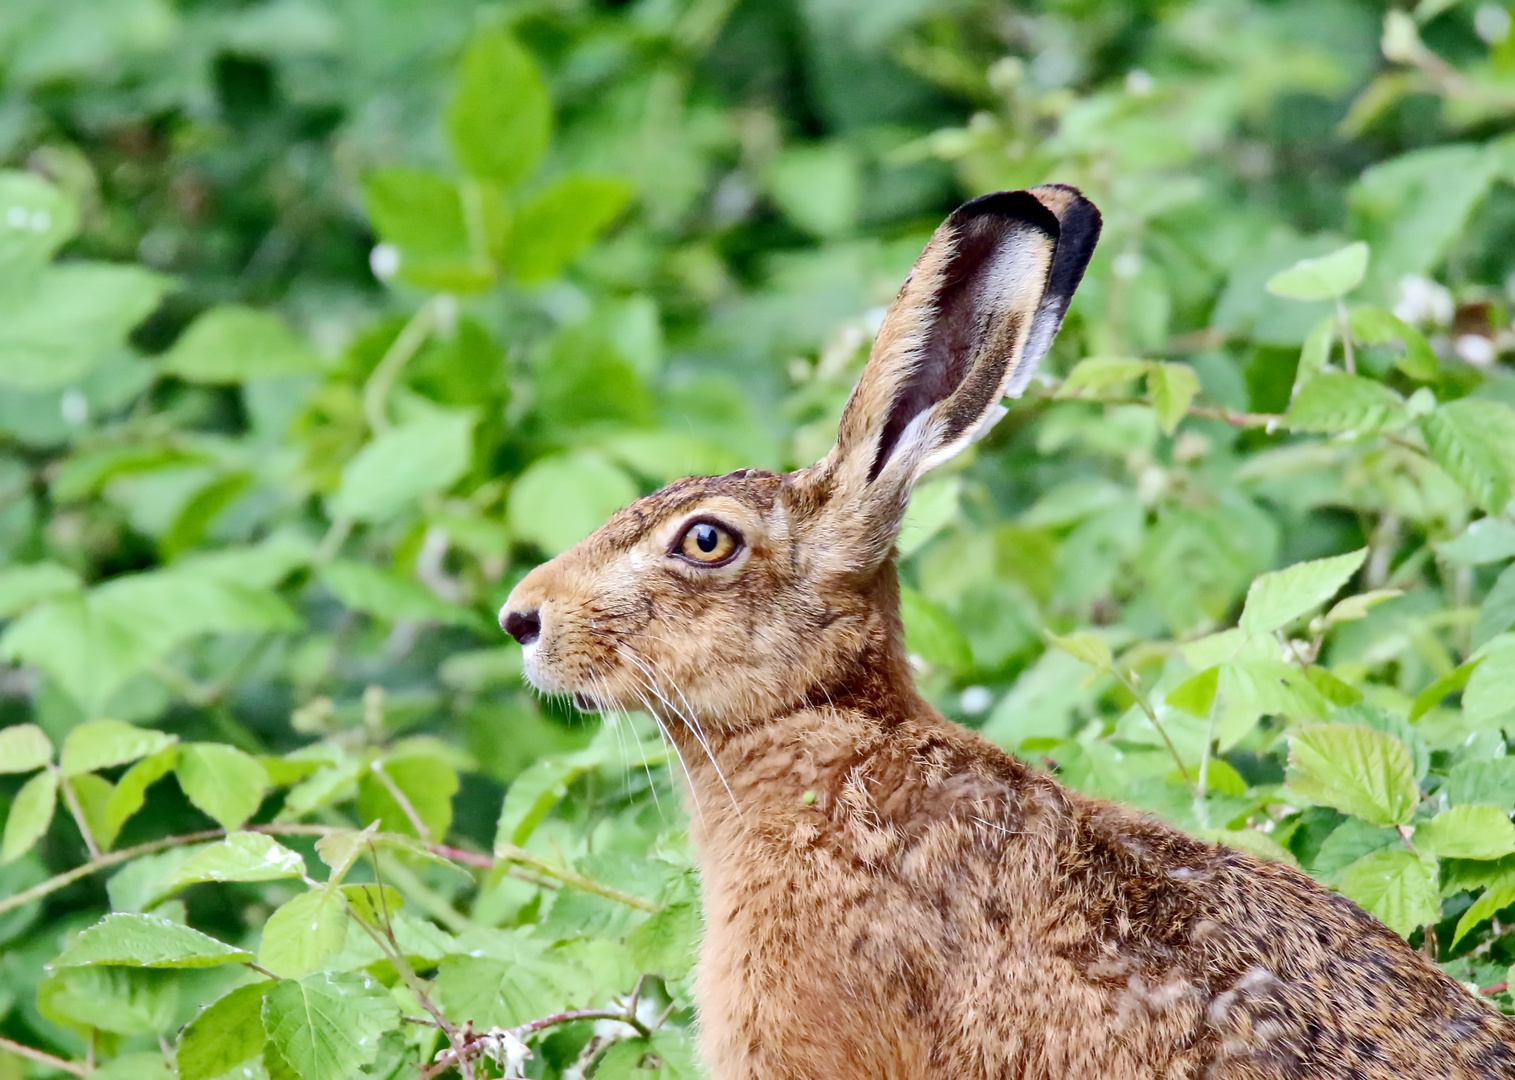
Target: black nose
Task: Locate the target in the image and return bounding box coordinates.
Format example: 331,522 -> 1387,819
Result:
502,609 -> 541,646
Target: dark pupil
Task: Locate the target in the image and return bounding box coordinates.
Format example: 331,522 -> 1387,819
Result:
694,525 -> 718,553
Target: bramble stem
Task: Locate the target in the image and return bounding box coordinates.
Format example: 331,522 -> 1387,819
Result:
0,1035 -> 92,1076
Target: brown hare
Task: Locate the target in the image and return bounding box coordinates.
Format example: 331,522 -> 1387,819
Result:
500,187 -> 1515,1079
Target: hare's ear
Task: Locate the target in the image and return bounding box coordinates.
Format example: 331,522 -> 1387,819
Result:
799,186 -> 1100,565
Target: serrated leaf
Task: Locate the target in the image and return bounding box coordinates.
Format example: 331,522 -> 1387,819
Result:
40,967 -> 179,1037
625,901 -> 700,980
0,723 -> 52,773
1439,517 -> 1515,566
431,954 -> 581,1030
1265,242 -> 1368,300
1285,373 -> 1404,434
1287,723 -> 1419,826
157,833 -> 307,899
313,823 -> 378,884
1240,549 -> 1366,636
103,746 -> 178,842
176,744 -> 270,831
1474,564 -> 1515,650
1218,659 -> 1331,720
1420,400 -> 1515,514
161,306 -> 321,383
54,913 -> 253,969
2,767 -> 58,863
339,884 -> 403,931
446,30 -> 551,189
262,972 -> 399,1080
355,756 -> 458,842
70,772 -> 117,849
1337,847 -> 1439,938
60,720 -> 176,777
495,759 -> 585,852
1045,630 -> 1112,670
1454,866 -> 1515,945
1145,361 -> 1199,434
178,983 -> 269,1080
1415,806 -> 1515,860
258,889 -> 349,979
1346,305 -> 1438,380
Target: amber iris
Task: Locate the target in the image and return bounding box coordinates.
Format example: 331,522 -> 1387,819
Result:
679,521 -> 738,563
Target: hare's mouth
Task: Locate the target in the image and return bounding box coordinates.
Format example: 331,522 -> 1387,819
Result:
571,691 -> 600,713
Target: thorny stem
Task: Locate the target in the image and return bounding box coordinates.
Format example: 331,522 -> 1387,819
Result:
420,1004 -> 658,1080
0,1035 -> 93,1076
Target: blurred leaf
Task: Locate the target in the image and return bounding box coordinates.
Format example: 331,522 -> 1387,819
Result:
1166,666 -> 1219,718
1474,565 -> 1515,650
1324,589 -> 1403,626
0,723 -> 51,773
626,900 -> 700,980
1218,659 -> 1330,720
507,452 -> 637,556
1287,723 -> 1419,827
432,954 -> 580,1030
60,719 -> 175,777
55,913 -> 253,968
1239,548 -> 1365,636
0,171 -> 80,292
162,307 -> 321,383
510,175 -> 633,283
1,768 -> 57,864
262,972 -> 399,1080
1346,306 -> 1438,380
1045,630 -> 1111,670
1265,242 -> 1368,301
178,983 -> 269,1080
330,411 -> 476,523
495,758 -> 587,852
0,562 -> 81,618
1465,641 -> 1515,731
901,586 -> 973,671
157,833 -> 307,898
1409,660 -> 1479,723
1416,806 -> 1515,860
1056,357 -> 1147,398
361,168 -> 489,292
175,743 -> 271,831
1438,517 -> 1515,566
1337,847 -> 1439,938
103,746 -> 177,842
1145,362 -> 1199,434
321,561 -> 478,628
766,144 -> 861,239
1454,866 -> 1515,945
446,30 -> 551,189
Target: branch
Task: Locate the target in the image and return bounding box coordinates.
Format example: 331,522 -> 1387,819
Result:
494,841 -> 659,912
0,1035 -> 92,1077
363,300 -> 439,434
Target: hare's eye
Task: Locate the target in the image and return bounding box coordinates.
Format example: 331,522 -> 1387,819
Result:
676,521 -> 740,565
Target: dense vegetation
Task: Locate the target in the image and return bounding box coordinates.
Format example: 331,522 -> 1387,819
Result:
1,0 -> 1515,1076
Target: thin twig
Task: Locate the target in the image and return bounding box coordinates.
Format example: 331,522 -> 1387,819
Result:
58,772 -> 102,860
0,1035 -> 92,1077
494,842 -> 659,912
1111,668 -> 1196,791
369,761 -> 432,843
363,300 -> 438,434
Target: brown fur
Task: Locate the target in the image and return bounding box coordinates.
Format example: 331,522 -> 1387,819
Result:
502,188 -> 1515,1078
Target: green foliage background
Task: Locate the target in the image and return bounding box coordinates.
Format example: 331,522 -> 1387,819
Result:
2,0 -> 1515,1076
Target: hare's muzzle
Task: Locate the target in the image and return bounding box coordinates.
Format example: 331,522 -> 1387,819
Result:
500,608 -> 540,645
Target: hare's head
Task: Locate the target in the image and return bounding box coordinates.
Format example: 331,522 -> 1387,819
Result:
501,187 -> 1100,728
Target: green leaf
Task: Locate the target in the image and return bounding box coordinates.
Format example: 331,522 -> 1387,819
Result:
1165,666 -> 1219,718
54,913 -> 253,969
1420,399 -> 1515,514
1217,659 -> 1331,720
495,759 -> 586,852
1055,357 -> 1147,398
1197,827 -> 1297,866
0,171 -> 80,291
509,175 -> 633,283
1287,723 -> 1419,826
1323,589 -> 1403,626
0,723 -> 52,773
1291,315 -> 1336,394
70,772 -> 117,850
313,824 -> 378,884
1284,373 -> 1404,434
446,30 -> 551,189
2,767 -> 58,863
507,451 -> 637,556
1415,806 -> 1515,860
1446,758 -> 1515,808
1409,659 -> 1479,722
1336,847 -> 1440,938
176,743 -> 271,831
1045,630 -> 1112,670
60,719 -> 176,777
0,264 -> 169,390
360,168 -> 488,292
338,884 -> 403,931
40,967 -> 179,1036
103,746 -> 178,842
1144,361 -> 1199,434
330,410 -> 476,523
157,833 -> 307,898
1346,305 -> 1438,380
595,1030 -> 700,1079
0,562 -> 82,618
262,973 -> 399,1080
320,561 -> 477,628
1454,866 -> 1515,945
1265,242 -> 1368,300
1239,549 -> 1366,636
431,954 -> 580,1030
625,901 -> 700,980
1438,517 -> 1515,566
900,587 -> 973,671
178,983 -> 269,1080
162,306 -> 321,383
258,889 -> 349,979
1464,641 -> 1515,731
1474,564 -> 1515,650
356,756 -> 458,842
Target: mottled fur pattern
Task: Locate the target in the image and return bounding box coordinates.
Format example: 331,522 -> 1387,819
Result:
502,187 -> 1515,1078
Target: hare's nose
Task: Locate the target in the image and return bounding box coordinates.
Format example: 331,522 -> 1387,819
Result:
501,608 -> 541,646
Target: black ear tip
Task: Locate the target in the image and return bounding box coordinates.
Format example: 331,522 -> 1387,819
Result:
950,189 -> 1062,239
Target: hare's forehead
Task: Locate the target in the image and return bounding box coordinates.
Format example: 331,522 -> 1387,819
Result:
595,470 -> 785,550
